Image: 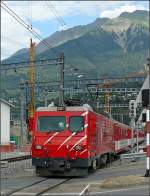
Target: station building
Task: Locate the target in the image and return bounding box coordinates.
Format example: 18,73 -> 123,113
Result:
0,99 -> 15,150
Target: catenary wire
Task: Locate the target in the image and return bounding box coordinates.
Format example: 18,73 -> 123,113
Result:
1,2 -> 54,50
46,1 -> 97,68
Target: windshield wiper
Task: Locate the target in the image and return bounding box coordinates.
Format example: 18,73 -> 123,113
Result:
47,130 -> 61,134
46,130 -> 56,134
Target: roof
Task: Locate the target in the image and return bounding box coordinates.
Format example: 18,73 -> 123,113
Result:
0,98 -> 15,107
36,104 -> 93,112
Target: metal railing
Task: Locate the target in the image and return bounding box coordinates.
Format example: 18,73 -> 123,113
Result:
120,152 -> 146,163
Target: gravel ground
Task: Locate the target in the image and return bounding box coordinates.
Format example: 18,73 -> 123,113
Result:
99,175 -> 148,189
1,159 -> 35,178
1,152 -> 30,160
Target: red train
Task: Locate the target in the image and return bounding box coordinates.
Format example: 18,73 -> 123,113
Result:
31,105 -> 145,176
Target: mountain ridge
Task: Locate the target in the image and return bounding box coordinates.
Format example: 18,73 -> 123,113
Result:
2,9 -> 149,63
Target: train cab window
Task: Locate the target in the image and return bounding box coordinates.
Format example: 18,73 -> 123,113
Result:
69,116 -> 84,133
37,116 -> 66,132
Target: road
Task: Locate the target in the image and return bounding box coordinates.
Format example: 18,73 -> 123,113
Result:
90,186 -> 149,196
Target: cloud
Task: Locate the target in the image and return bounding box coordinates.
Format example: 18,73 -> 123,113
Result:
1,1 -> 41,60
59,25 -> 68,31
100,4 -> 148,18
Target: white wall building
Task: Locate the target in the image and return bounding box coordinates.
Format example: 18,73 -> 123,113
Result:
0,99 -> 14,145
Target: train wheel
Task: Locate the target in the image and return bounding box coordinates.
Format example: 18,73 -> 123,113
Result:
89,159 -> 97,171
97,158 -> 101,169
100,154 -> 107,168
35,166 -> 41,174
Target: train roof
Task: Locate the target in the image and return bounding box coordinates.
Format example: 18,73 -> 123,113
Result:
36,104 -> 93,112
36,105 -> 130,129
113,119 -> 131,129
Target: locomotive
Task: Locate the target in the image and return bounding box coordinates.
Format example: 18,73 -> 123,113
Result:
31,104 -> 144,176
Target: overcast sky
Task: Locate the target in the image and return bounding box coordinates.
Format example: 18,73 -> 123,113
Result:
1,1 -> 149,60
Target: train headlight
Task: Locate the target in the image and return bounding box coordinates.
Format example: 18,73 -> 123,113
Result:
75,145 -> 82,151
35,145 -> 42,149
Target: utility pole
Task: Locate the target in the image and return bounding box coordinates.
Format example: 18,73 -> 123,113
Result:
148,56 -> 150,178
141,56 -> 150,178
145,56 -> 150,177
70,87 -> 73,99
28,38 -> 36,119
45,95 -> 48,107
129,100 -> 136,154
103,81 -> 111,117
20,80 -> 25,145
121,114 -> 124,124
27,39 -> 36,140
59,53 -> 65,106
136,122 -> 139,153
131,117 -> 135,154
44,90 -> 49,107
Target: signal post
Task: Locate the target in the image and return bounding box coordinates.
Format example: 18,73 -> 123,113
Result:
141,56 -> 150,177
141,90 -> 150,176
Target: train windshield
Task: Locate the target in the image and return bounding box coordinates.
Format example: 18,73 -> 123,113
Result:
37,116 -> 66,132
69,116 -> 84,133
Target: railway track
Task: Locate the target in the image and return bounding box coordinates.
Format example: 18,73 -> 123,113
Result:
1,155 -> 31,163
2,178 -> 72,196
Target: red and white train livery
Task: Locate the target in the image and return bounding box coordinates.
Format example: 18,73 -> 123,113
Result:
31,105 -> 145,176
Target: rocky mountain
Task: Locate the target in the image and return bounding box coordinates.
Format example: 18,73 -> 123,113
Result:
2,10 -> 149,86
3,10 -> 148,63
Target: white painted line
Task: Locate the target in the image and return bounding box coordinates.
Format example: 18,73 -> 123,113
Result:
90,185 -> 148,195
146,110 -> 149,122
12,193 -> 37,195
147,133 -> 150,145
69,135 -> 87,151
147,157 -> 150,169
84,124 -> 88,128
44,132 -> 59,145
43,193 -> 79,195
80,149 -> 87,155
79,184 -> 90,195
81,111 -> 88,116
58,132 -> 76,150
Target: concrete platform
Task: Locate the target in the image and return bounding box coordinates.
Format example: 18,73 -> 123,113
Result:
1,151 -> 30,160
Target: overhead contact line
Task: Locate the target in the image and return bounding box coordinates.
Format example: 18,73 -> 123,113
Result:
1,1 -> 60,56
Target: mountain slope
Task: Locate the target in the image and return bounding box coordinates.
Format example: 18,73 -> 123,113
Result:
1,10 -> 149,79
3,10 -> 148,63
1,10 -> 149,104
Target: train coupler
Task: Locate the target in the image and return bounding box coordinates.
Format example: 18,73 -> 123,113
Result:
65,161 -> 71,170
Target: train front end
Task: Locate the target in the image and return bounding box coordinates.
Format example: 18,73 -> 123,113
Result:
31,106 -> 89,176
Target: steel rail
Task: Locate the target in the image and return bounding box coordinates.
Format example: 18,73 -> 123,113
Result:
4,178 -> 48,196
1,155 -> 31,162
4,178 -> 72,196
36,178 -> 72,196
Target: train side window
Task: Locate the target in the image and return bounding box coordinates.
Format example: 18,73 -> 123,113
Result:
69,116 -> 84,133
